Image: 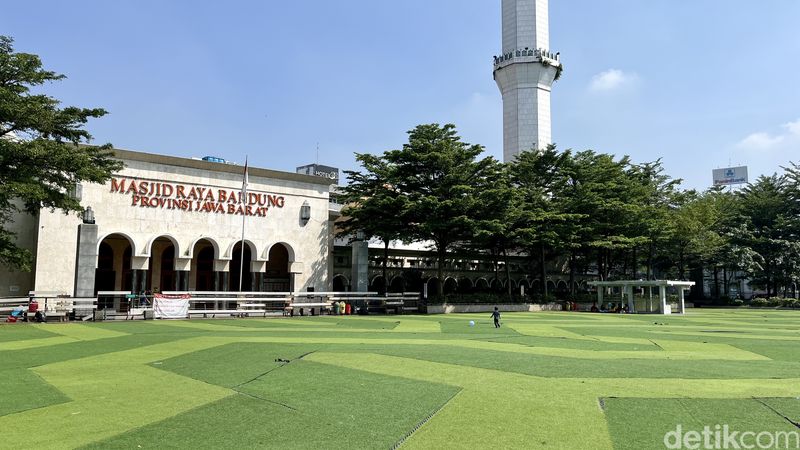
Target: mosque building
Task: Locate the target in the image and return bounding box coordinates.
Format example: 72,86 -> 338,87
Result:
1,149 -> 336,298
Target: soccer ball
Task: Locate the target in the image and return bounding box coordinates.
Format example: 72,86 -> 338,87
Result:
469,320 -> 475,327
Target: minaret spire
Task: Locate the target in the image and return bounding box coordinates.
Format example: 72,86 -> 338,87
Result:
494,0 -> 561,162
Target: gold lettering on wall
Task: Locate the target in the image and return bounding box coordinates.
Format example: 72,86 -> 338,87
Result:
109,177 -> 285,218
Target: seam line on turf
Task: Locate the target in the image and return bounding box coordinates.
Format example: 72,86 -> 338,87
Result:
390,387 -> 464,450
233,390 -> 298,411
753,397 -> 800,429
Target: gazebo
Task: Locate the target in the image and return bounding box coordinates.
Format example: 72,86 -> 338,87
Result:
587,280 -> 695,314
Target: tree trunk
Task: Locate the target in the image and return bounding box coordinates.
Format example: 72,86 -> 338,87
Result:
540,243 -> 548,297
678,248 -> 685,280
597,250 -> 604,281
492,248 -> 499,288
382,240 -> 389,295
622,252 -> 628,281
713,267 -> 719,300
503,246 -> 512,301
436,246 -> 446,297
765,261 -> 771,297
723,267 -> 728,298
631,247 -> 637,280
647,242 -> 654,280
569,250 -> 576,296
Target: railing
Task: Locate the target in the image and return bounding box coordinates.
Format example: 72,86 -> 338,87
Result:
2,293 -> 97,322
0,297 -> 29,318
493,47 -> 560,69
4,290 -> 422,321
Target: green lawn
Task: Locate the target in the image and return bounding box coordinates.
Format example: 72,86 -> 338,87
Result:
1,309 -> 799,449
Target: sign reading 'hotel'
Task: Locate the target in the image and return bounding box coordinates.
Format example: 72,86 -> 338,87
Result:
110,178 -> 285,217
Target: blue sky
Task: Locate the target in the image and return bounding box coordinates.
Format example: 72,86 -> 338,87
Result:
3,1 -> 799,190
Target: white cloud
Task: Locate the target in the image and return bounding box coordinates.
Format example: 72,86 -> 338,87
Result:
588,69 -> 639,92
783,118 -> 800,136
736,132 -> 785,150
736,118 -> 800,151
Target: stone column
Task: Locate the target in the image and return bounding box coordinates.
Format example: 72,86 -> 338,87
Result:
626,285 -> 635,313
74,223 -> 98,298
659,285 -> 668,314
220,272 -> 230,292
351,237 -> 369,292
251,261 -> 266,292
139,270 -> 148,293
174,258 -> 192,292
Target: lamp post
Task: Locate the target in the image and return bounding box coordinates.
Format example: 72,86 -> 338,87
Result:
75,206 -> 98,306
300,201 -> 311,224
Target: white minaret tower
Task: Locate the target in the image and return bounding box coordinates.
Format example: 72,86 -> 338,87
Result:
493,0 -> 561,162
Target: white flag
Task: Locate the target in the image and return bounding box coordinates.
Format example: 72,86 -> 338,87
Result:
241,157 -> 248,204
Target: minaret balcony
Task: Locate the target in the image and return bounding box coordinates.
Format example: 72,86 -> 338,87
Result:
492,47 -> 561,72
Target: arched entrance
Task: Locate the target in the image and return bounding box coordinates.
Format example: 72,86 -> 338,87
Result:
229,242 -> 253,291
95,233 -> 134,294
389,276 -> 405,293
191,240 -> 216,291
443,277 -> 458,294
426,277 -> 441,297
332,274 -> 349,292
457,278 -> 473,294
147,237 -> 176,292
265,243 -> 291,292
369,275 -> 386,294
95,242 -> 115,293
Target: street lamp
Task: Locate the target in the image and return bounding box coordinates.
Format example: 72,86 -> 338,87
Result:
82,207 -> 95,224
300,201 -> 311,224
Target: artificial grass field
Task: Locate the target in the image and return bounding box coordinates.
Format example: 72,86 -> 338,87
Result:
1,310 -> 799,449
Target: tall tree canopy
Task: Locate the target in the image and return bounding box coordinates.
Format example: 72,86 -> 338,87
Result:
0,36 -> 121,270
338,152 -> 409,290
343,123 -> 497,295
510,145 -> 577,295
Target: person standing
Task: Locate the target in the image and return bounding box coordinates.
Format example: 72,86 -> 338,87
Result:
491,307 -> 501,328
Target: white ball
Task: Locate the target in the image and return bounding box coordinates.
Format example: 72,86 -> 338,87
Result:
469,320 -> 475,327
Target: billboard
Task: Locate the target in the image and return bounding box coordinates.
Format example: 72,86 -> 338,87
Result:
296,164 -> 339,184
712,166 -> 748,186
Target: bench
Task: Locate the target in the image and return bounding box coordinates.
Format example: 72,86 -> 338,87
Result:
287,302 -> 331,316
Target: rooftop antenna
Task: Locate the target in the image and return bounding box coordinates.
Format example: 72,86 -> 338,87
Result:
316,142 -> 319,165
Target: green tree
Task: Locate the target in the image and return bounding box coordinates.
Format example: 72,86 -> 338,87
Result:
338,153 -> 409,292
510,145 -> 577,296
781,162 -> 800,297
735,174 -> 795,296
667,187 -> 741,299
0,36 -> 121,270
560,151 -> 641,281
383,123 -> 496,296
466,158 -> 518,298
625,159 -> 681,279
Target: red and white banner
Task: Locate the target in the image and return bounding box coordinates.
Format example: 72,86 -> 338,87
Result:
154,294 -> 191,319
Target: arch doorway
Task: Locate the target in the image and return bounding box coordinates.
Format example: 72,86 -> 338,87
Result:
388,276 -> 405,293
229,242 -> 253,291
147,237 -> 176,292
332,274 -> 349,292
95,234 -> 134,294
265,244 -> 291,292
369,276 -> 386,295
192,240 -> 216,291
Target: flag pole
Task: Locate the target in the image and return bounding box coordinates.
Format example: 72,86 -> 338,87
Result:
239,157 -> 248,293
